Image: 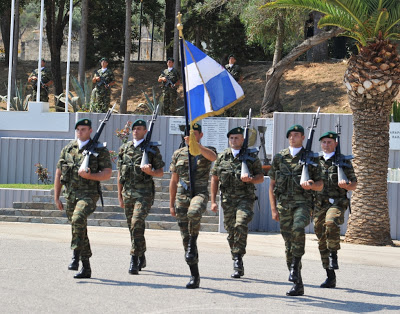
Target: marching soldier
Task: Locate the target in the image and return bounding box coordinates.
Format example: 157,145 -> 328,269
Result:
28,59 -> 53,103
117,119 -> 165,275
211,127 -> 263,278
268,125 -> 323,296
158,58 -> 180,115
169,123 -> 217,289
54,118 -> 112,278
314,131 -> 357,288
91,57 -> 115,113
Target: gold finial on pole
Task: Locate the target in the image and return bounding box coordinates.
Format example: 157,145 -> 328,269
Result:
177,12 -> 183,38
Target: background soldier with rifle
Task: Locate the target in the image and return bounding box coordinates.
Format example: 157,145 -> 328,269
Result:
169,123 -> 217,289
211,110 -> 264,279
313,123 -> 357,289
27,59 -> 53,103
117,109 -> 165,275
54,113 -> 113,279
91,57 -> 115,113
158,57 -> 180,115
268,117 -> 323,296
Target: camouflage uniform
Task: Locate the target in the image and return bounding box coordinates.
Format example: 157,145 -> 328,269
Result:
159,68 -> 180,115
268,148 -> 322,269
225,64 -> 242,82
91,68 -> 115,113
212,148 -> 262,258
314,155 -> 356,269
170,145 -> 217,265
57,140 -> 112,260
118,141 -> 165,257
29,67 -> 53,102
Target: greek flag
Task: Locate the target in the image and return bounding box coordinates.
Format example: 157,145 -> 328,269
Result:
183,40 -> 244,124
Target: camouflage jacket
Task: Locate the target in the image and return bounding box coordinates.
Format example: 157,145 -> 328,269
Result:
314,155 -> 356,202
268,147 -> 322,202
212,148 -> 263,198
93,68 -> 115,94
117,141 -> 165,197
159,68 -> 180,89
57,140 -> 112,195
29,67 -> 52,90
170,146 -> 217,195
225,64 -> 242,82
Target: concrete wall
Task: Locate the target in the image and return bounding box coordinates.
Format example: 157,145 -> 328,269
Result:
0,189 -> 52,209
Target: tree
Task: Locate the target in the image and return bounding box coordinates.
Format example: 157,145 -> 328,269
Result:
78,0 -> 89,87
165,0 -> 176,58
265,0 -> 400,246
120,0 -> 132,114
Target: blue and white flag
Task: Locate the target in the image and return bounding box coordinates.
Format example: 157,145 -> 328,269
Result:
183,41 -> 244,124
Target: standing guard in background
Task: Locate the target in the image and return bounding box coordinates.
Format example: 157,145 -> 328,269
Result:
211,127 -> 264,279
28,59 -> 53,103
268,124 -> 323,296
54,118 -> 112,278
91,57 -> 115,113
225,54 -> 243,84
314,131 -> 357,288
117,118 -> 165,275
158,57 -> 180,115
169,123 -> 217,289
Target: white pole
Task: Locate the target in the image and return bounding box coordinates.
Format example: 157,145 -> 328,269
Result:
65,0 -> 74,112
6,0 -> 16,111
36,0 -> 45,102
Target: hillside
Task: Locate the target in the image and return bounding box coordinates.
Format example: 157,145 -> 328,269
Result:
0,60 -> 367,115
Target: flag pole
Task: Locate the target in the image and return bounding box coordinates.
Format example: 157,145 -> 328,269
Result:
177,12 -> 195,197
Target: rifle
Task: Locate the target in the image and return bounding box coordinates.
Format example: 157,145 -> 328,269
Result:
96,76 -> 109,89
79,103 -> 116,173
299,107 -> 321,184
239,109 -> 259,178
258,126 -> 271,175
333,117 -> 354,184
178,124 -> 186,149
140,104 -> 161,167
160,71 -> 175,88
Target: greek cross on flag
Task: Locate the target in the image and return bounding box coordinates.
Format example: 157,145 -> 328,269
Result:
183,40 -> 244,124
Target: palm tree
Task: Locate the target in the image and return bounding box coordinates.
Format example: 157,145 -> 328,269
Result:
263,0 -> 400,246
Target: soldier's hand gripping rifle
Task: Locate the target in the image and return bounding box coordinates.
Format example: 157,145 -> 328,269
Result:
160,71 -> 175,88
140,104 -> 161,167
258,126 -> 271,175
333,117 -> 354,184
96,76 -> 109,89
79,103 -> 116,173
239,109 -> 259,178
299,107 -> 321,184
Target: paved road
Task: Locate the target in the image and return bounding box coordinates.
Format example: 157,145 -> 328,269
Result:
0,222 -> 399,313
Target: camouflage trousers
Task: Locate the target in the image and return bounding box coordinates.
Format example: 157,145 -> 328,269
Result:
65,193 -> 99,260
313,197 -> 348,269
91,88 -> 111,113
221,196 -> 255,258
161,87 -> 177,115
277,199 -> 312,269
175,191 -> 208,265
32,89 -> 49,102
123,194 -> 154,257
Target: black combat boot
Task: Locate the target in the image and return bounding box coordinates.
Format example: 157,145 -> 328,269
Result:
186,264 -> 200,289
231,254 -> 244,278
286,271 -> 304,296
138,254 -> 146,271
129,255 -> 139,275
68,249 -> 80,271
74,259 -> 91,279
185,235 -> 198,263
320,269 -> 336,288
288,256 -> 301,282
329,251 -> 339,269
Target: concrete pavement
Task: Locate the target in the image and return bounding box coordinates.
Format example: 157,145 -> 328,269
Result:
0,222 -> 399,313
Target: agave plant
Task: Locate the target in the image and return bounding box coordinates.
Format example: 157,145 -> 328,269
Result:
263,0 -> 400,245
142,87 -> 163,114
6,81 -> 32,111
55,75 -> 94,112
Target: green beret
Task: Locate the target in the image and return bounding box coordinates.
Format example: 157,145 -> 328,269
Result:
227,127 -> 244,138
132,119 -> 147,129
75,118 -> 91,129
192,123 -> 202,133
100,57 -> 108,62
319,131 -> 338,141
286,124 -> 304,138
167,57 -> 174,62
228,54 -> 236,60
